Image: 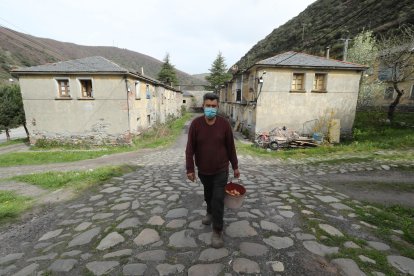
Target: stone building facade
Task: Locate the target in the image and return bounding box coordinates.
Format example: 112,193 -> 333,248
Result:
219,52 -> 367,138
12,56 -> 183,145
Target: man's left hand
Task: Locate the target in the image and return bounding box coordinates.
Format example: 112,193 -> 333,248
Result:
234,169 -> 240,178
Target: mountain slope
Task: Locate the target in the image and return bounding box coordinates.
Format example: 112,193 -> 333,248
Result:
192,73 -> 209,82
235,0 -> 414,70
0,26 -> 207,88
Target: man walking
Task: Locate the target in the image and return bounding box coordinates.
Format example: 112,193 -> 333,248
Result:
185,92 -> 240,248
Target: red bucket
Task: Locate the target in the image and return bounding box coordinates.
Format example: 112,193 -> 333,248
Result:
224,181 -> 246,209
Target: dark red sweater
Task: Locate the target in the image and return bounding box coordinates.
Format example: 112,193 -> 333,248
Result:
186,115 -> 238,175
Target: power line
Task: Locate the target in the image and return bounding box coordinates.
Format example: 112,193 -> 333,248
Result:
0,24 -> 65,61
0,16 -> 66,60
303,1 -> 377,51
0,25 -> 65,61
256,0 -> 380,68
249,0 -> 381,104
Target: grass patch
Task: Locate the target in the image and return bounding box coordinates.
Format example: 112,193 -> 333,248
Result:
298,202 -> 401,274
304,217 -> 351,247
0,138 -> 28,148
132,113 -> 192,148
329,248 -> 399,276
236,111 -> 414,161
340,181 -> 414,192
349,202 -> 414,258
0,113 -> 193,167
11,165 -> 137,191
0,150 -> 117,167
0,191 -> 32,222
390,164 -> 414,172
305,156 -> 374,165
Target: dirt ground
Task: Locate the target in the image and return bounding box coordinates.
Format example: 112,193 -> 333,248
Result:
310,169 -> 414,207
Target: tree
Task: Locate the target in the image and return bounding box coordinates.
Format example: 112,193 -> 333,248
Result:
378,25 -> 414,121
205,52 -> 232,92
0,84 -> 28,140
348,30 -> 384,108
157,53 -> 178,86
348,30 -> 378,68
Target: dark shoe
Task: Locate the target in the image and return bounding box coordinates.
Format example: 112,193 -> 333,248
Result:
202,214 -> 212,225
211,231 -> 224,248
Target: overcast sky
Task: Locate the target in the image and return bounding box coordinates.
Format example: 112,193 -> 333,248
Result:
0,0 -> 315,74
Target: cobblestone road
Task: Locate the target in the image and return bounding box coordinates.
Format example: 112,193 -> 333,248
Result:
0,126 -> 413,275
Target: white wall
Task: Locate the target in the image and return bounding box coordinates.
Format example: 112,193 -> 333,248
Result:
19,74 -> 131,143
255,68 -> 362,135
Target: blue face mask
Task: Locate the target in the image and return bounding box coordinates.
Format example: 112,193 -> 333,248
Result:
204,107 -> 217,119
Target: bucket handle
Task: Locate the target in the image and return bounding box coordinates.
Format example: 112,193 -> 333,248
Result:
228,177 -> 242,185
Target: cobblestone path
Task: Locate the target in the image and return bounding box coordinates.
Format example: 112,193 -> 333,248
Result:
0,129 -> 413,275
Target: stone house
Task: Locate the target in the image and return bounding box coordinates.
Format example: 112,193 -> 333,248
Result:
219,51 -> 367,138
12,56 -> 183,145
181,90 -> 214,112
181,91 -> 195,111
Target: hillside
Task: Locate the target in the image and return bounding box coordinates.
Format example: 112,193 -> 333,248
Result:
236,0 -> 414,70
192,73 -> 209,82
0,27 -> 207,88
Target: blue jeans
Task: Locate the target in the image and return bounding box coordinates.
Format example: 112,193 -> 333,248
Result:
198,170 -> 228,232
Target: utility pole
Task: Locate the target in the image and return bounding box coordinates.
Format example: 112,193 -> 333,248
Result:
302,23 -> 309,47
340,38 -> 352,61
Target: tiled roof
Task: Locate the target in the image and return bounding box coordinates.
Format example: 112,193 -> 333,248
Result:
12,56 -> 128,73
256,51 -> 367,70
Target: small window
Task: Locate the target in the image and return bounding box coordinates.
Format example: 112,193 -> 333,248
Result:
384,87 -> 394,100
135,81 -> 141,100
291,73 -> 305,91
410,85 -> 414,99
80,79 -> 93,98
313,73 -> 327,91
236,89 -> 241,102
146,85 -> 151,99
183,100 -> 186,104
57,79 -> 70,97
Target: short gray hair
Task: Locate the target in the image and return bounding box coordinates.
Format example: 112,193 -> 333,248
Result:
203,92 -> 219,102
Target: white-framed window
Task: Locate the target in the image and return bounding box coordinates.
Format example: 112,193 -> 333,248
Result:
56,78 -> 71,98
291,73 -> 305,91
313,73 -> 327,92
135,81 -> 141,100
79,79 -> 93,98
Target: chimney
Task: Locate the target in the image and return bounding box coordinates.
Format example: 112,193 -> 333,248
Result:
325,46 -> 330,59
141,67 -> 144,75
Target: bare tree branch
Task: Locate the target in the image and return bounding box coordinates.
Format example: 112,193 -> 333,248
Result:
378,24 -> 414,121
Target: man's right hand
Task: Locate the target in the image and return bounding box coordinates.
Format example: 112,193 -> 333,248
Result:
187,172 -> 195,182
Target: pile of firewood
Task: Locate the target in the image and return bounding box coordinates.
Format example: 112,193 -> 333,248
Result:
285,137 -> 318,149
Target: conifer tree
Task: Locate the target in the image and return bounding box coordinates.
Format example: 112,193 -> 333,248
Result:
205,52 -> 232,92
157,53 -> 178,86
